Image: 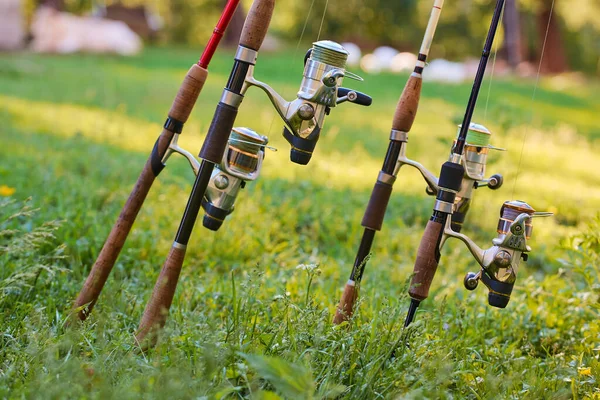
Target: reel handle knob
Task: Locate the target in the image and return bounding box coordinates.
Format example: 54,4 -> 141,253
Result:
488,174 -> 503,190
337,88 -> 372,106
464,272 -> 480,291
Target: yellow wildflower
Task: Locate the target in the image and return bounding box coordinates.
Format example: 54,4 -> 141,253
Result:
0,185 -> 15,197
578,367 -> 592,376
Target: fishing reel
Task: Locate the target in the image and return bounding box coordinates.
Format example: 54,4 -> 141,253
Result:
396,122 -> 504,231
444,200 -> 553,308
244,40 -> 372,165
201,127 -> 270,231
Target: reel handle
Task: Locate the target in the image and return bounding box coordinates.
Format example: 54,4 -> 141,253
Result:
136,244 -> 187,347
240,0 -> 275,51
337,88 -> 372,106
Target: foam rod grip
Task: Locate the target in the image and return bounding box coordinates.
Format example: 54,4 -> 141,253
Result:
240,0 -> 275,51
361,181 -> 393,231
169,64 -> 209,123
392,74 -> 422,133
199,103 -> 238,164
73,128 -> 175,321
136,245 -> 187,348
408,219 -> 443,301
333,282 -> 357,324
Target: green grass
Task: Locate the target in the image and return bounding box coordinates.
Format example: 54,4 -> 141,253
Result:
1,46 -> 599,399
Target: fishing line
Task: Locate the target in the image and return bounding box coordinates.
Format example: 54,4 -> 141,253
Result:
483,3 -> 505,123
293,0 -> 316,61
265,0 -> 317,139
316,0 -> 330,41
511,0 -> 555,199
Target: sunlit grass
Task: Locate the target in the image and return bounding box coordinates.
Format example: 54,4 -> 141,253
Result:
1,48 -> 599,398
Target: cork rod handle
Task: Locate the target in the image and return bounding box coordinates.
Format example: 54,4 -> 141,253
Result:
169,64 -> 209,122
333,282 -> 358,324
391,74 -> 423,133
408,219 -> 444,301
136,245 -> 187,347
239,0 -> 275,51
361,181 -> 394,231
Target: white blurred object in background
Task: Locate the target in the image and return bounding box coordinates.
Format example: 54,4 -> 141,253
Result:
0,0 -> 25,51
390,52 -> 418,74
372,46 -> 399,71
30,7 -> 142,56
341,42 -> 361,67
360,54 -> 382,74
422,59 -> 468,83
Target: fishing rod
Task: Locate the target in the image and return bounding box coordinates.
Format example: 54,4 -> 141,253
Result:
334,0 -> 449,324
136,0 -> 371,346
73,0 -> 241,321
403,0 -> 507,327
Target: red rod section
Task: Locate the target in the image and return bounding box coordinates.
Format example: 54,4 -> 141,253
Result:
198,0 -> 241,69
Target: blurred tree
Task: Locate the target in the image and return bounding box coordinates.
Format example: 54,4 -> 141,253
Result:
222,0 -> 245,46
537,0 -> 567,73
41,0 -> 63,9
502,0 -> 522,68
23,0 -> 600,74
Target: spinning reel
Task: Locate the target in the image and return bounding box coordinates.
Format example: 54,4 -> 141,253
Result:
244,40 -> 372,165
202,127 -> 270,231
396,122 -> 504,230
445,200 -> 553,308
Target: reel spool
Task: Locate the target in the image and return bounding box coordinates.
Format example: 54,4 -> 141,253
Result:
459,123 -> 494,182
497,200 -> 535,240
450,123 -> 504,231
202,127 -> 268,231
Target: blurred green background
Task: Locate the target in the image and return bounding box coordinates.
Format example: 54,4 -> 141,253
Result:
23,0 -> 600,74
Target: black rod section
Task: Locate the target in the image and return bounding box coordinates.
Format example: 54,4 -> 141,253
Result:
350,228 -> 376,281
404,298 -> 420,327
454,0 -> 505,156
175,161 -> 214,244
382,141 -> 404,174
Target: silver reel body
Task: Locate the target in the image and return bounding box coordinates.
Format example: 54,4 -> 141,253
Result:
243,40 -> 371,165
202,127 -> 268,231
